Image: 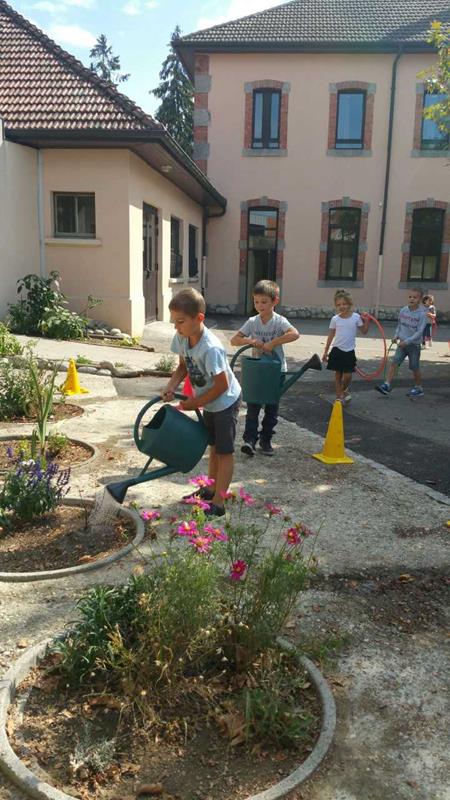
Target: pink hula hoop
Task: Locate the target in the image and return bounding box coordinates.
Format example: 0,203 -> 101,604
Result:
355,314 -> 388,381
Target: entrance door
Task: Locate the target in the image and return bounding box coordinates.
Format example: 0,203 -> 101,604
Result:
245,208 -> 278,313
143,203 -> 158,321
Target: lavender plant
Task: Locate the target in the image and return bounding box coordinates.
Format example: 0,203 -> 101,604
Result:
0,450 -> 70,530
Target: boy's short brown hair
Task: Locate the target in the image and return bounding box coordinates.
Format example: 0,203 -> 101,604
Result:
169,288 -> 206,317
253,280 -> 280,301
409,287 -> 423,297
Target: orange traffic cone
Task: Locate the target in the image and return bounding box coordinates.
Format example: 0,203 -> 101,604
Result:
61,358 -> 89,396
182,375 -> 194,397
312,400 -> 353,464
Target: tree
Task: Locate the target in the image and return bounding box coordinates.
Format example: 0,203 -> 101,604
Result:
90,34 -> 130,86
419,21 -> 450,139
151,26 -> 194,155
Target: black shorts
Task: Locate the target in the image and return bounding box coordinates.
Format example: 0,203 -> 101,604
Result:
327,347 -> 357,373
202,396 -> 241,455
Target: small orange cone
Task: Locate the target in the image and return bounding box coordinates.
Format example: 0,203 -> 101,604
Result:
313,400 -> 353,464
61,358 -> 89,396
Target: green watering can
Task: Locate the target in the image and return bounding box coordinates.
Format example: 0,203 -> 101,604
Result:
230,346 -> 322,405
106,393 -> 208,504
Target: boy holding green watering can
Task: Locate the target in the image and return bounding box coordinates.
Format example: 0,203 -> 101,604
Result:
162,288 -> 241,517
230,280 -> 299,456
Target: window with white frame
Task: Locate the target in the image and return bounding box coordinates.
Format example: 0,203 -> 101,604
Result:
54,192 -> 95,238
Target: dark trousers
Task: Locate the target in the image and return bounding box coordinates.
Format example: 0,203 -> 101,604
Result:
243,402 -> 280,444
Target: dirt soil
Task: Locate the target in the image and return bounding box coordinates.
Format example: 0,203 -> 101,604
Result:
0,506 -> 134,572
9,654 -> 321,800
3,404 -> 84,424
0,438 -> 92,471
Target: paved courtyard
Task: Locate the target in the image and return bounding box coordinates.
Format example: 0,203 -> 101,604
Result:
0,320 -> 449,800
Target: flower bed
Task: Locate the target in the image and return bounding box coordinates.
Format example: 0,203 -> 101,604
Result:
0,436 -> 94,473
0,482 -> 335,797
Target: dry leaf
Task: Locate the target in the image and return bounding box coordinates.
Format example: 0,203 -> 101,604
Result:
136,784 -> 163,796
398,574 -> 415,582
77,555 -> 95,564
16,639 -> 29,649
87,694 -> 123,710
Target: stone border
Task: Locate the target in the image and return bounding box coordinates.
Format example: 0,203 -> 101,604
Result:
0,635 -> 335,800
0,435 -> 98,475
0,498 -> 144,582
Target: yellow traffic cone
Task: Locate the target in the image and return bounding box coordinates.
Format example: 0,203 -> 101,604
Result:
313,400 -> 353,464
61,358 -> 89,396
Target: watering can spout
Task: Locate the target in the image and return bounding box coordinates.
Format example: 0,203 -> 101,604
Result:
106,465 -> 179,505
280,353 -> 322,396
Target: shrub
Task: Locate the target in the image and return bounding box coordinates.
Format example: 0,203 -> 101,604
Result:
0,453 -> 70,530
56,482 -> 316,741
8,271 -> 100,341
0,346 -> 62,423
0,323 -> 22,356
154,354 -> 176,373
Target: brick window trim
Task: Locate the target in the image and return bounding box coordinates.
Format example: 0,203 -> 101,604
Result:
243,81 -> 290,153
193,54 -> 211,174
327,81 -> 376,155
238,198 -> 287,307
318,197 -> 370,282
412,82 -> 450,157
400,199 -> 450,284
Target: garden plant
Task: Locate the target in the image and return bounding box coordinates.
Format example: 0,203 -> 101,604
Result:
48,480 -> 319,779
0,344 -> 63,423
7,271 -> 101,340
0,323 -> 22,356
0,450 -> 70,531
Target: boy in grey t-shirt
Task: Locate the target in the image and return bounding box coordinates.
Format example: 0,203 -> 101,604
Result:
230,280 -> 299,455
376,288 -> 428,398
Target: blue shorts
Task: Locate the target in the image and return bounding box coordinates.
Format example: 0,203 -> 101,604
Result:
392,344 -> 421,371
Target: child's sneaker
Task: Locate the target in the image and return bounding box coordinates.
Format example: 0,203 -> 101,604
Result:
407,387 -> 424,397
259,440 -> 274,456
204,502 -> 225,517
241,441 -> 256,457
343,392 -> 352,404
375,382 -> 391,395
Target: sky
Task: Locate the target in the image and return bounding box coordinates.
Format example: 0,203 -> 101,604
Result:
11,0 -> 282,117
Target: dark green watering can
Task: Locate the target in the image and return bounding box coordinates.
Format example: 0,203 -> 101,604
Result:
107,394 -> 208,504
230,346 -> 322,405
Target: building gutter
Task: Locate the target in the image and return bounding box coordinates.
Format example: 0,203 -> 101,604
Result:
37,149 -> 46,277
375,46 -> 402,317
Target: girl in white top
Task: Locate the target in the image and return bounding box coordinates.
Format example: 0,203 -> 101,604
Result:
322,290 -> 370,404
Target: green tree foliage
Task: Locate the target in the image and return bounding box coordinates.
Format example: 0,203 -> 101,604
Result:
151,26 -> 194,155
89,34 -> 130,86
419,21 -> 450,138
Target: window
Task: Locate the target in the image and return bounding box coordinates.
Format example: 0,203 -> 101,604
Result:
170,217 -> 183,278
252,90 -> 281,149
54,193 -> 95,238
326,208 -> 361,279
409,208 -> 444,281
421,91 -> 449,150
335,91 -> 366,149
188,225 -> 199,279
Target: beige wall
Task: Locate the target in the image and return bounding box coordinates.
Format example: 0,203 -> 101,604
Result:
128,152 -> 203,324
205,51 -> 450,316
0,138 -> 40,320
43,148 -> 204,334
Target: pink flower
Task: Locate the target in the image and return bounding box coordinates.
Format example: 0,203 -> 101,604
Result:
140,509 -> 161,521
220,490 -> 236,501
182,496 -> 211,511
177,520 -> 198,537
230,560 -> 248,581
285,527 -> 302,546
239,488 -> 255,506
190,474 -> 215,488
204,524 -> 228,542
265,502 -> 282,516
189,535 -> 213,554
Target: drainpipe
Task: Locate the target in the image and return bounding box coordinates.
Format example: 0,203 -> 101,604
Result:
202,205 -> 226,296
37,149 -> 46,276
375,46 -> 402,318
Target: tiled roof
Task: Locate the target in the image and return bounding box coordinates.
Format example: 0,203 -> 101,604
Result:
178,0 -> 450,49
0,0 -> 161,132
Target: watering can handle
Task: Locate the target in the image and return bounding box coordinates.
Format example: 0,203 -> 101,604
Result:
230,344 -> 281,371
134,394 -> 203,450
